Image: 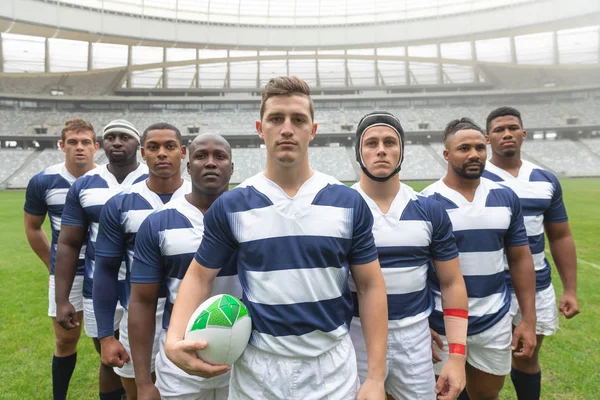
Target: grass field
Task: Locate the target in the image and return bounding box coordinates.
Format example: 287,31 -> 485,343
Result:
0,179 -> 599,399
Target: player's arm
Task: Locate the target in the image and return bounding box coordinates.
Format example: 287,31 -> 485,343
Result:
544,176 -> 579,318
24,212 -> 51,271
428,199 -> 467,400
55,184 -> 88,329
545,221 -> 579,318
506,192 -> 537,358
129,217 -> 162,395
93,198 -> 129,367
23,175 -> 50,270
165,199 -> 236,378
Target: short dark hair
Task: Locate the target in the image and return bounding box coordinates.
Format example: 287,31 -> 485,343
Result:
61,118 -> 96,142
443,117 -> 484,143
486,107 -> 523,133
260,76 -> 314,121
142,122 -> 182,145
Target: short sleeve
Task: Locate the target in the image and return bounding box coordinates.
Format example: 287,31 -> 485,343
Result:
348,193 -> 378,265
194,197 -> 238,269
95,196 -> 125,258
505,191 -> 529,248
544,175 -> 568,223
427,199 -> 459,261
61,180 -> 88,227
131,214 -> 163,284
24,174 -> 47,216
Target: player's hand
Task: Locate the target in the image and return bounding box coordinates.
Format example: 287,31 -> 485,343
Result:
559,291 -> 580,319
99,336 -> 131,368
431,328 -> 444,363
435,354 -> 466,400
164,338 -> 231,378
356,377 -> 385,400
511,321 -> 536,359
137,382 -> 160,400
56,301 -> 80,330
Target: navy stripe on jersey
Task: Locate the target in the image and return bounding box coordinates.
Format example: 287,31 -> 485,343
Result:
483,160 -> 568,292
194,172 -> 378,357
422,178 -> 528,336
131,196 -> 241,330
350,182 -> 458,329
24,163 -> 86,275
61,164 -> 148,298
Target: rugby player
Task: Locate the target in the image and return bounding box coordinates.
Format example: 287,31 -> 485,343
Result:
93,123 -> 190,399
483,107 -> 579,400
422,118 -> 537,400
55,119 -> 148,400
350,111 -> 468,400
24,118 -> 98,400
129,133 -> 241,400
165,76 -> 389,400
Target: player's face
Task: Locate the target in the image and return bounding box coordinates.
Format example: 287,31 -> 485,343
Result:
188,139 -> 233,195
103,132 -> 138,165
360,126 -> 401,179
445,129 -> 487,180
60,130 -> 98,167
256,95 -> 317,167
142,129 -> 186,178
487,115 -> 526,158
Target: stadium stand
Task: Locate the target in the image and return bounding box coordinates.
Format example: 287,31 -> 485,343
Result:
0,149 -> 35,185
521,140 -> 600,177
400,145 -> 446,181
581,138 -> 600,157
0,70 -> 126,96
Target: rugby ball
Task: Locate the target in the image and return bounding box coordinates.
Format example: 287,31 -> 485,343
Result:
184,294 -> 252,365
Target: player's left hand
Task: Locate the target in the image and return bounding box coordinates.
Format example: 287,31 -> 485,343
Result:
559,292 -> 580,319
356,377 -> 385,400
511,321 -> 536,359
435,354 -> 466,400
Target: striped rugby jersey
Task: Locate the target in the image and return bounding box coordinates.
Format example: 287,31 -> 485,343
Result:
61,163 -> 148,298
422,178 -> 529,336
350,182 -> 458,329
483,160 -> 568,292
24,162 -> 86,275
95,179 -> 191,310
131,195 -> 241,331
194,171 -> 378,358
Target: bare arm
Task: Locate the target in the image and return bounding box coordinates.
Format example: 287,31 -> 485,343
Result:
545,221 -> 579,318
129,282 -> 160,387
24,212 -> 50,271
164,259 -> 230,378
350,259 -> 388,382
434,257 -> 468,312
55,225 -> 86,304
506,245 -> 536,324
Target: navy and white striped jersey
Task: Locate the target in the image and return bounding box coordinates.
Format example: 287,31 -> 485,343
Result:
483,160 -> 568,292
194,171 -> 378,358
131,195 -> 241,331
24,162 -> 86,275
61,163 -> 148,298
95,179 -> 191,309
422,178 -> 529,336
351,183 -> 459,329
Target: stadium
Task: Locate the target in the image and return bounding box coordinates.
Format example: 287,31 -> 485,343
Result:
0,0 -> 599,398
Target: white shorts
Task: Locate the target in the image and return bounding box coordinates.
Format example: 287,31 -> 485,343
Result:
229,334 -> 359,400
48,275 -> 84,317
156,330 -> 230,399
82,298 -> 124,339
113,298 -> 165,379
510,284 -> 559,336
350,317 -> 435,400
433,311 -> 513,377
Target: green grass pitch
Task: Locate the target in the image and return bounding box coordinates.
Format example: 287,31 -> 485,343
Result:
0,179 -> 598,399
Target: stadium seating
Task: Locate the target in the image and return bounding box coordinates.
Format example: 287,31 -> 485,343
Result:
0,149 -> 35,184
581,138 -> 600,157
521,140 -> 600,177
401,145 -> 446,180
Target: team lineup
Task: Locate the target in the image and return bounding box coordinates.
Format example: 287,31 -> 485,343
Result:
23,76 -> 580,400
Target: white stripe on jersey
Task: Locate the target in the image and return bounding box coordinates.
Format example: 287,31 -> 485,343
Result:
160,228 -> 200,256
374,220 -> 433,247
459,249 -> 505,276
245,266 -> 347,305
229,205 -> 353,243
46,188 -> 69,206
523,215 -> 544,237
380,267 -> 428,295
124,209 -> 156,233
80,187 -> 121,207
448,206 -> 512,232
251,324 -> 349,357
433,290 -> 506,318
